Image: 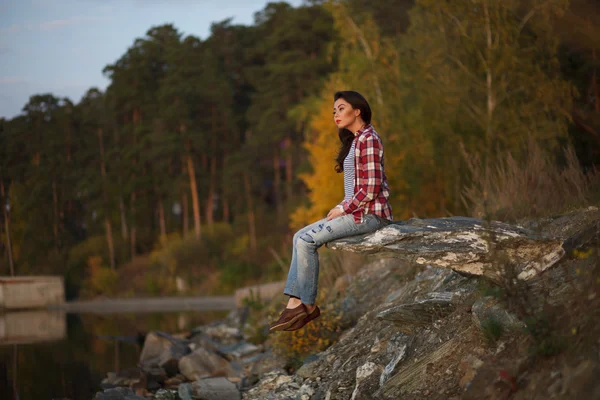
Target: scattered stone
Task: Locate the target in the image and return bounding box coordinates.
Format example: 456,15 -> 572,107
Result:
202,322 -> 244,344
139,332 -> 191,377
350,362 -> 383,400
178,383 -> 194,400
244,349 -> 287,380
300,383 -> 315,399
178,347 -> 235,381
140,364 -> 168,385
297,355 -> 322,380
370,336 -> 382,353
225,307 -> 250,329
242,370 -> 304,399
218,341 -> 261,360
154,389 -> 179,400
190,377 -> 241,400
164,374 -> 185,386
93,387 -> 146,400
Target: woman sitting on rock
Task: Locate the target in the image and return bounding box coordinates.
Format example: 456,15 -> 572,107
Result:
269,90 -> 394,332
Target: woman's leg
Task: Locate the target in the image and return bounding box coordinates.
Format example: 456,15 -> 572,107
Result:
295,214 -> 387,305
283,218 -> 328,302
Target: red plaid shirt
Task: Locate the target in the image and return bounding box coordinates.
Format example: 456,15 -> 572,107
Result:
341,124 -> 393,223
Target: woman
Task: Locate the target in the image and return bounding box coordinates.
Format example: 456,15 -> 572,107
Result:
269,90 -> 393,332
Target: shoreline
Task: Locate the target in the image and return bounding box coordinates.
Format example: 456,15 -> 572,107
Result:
48,295 -> 237,314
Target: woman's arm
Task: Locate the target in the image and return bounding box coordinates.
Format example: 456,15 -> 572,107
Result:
342,134 -> 383,215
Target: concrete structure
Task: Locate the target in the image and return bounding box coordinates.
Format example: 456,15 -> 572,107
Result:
234,280 -> 286,307
0,276 -> 65,310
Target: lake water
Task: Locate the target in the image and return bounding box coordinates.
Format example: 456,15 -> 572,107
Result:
0,309 -> 229,400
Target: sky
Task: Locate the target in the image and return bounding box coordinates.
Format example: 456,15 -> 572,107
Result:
0,0 -> 304,119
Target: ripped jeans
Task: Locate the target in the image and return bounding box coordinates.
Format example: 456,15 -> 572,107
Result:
283,213 -> 389,305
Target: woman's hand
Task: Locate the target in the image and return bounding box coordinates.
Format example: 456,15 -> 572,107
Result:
327,206 -> 345,221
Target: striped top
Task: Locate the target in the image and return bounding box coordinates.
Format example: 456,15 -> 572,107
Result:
343,139 -> 356,201
340,124 -> 393,223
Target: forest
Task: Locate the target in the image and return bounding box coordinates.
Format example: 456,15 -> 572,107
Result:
0,0 -> 599,299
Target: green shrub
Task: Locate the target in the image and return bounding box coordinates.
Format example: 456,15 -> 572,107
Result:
218,260 -> 262,293
524,315 -> 566,357
82,256 -> 118,296
481,317 -> 504,343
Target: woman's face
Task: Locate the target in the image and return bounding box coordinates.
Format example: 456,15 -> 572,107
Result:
333,98 -> 360,130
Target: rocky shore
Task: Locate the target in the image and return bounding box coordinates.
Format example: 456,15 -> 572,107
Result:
93,208 -> 600,400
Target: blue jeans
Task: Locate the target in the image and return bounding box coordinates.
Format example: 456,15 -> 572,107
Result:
283,213 -> 389,304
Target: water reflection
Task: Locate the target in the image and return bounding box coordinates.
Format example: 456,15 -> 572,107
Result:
0,309 -> 228,400
0,310 -> 66,345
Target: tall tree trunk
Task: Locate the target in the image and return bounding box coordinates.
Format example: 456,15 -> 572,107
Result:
273,149 -> 282,217
158,199 -> 167,241
206,106 -> 218,228
119,196 -> 128,240
221,150 -> 231,224
97,128 -> 116,270
182,190 -> 189,236
130,107 -> 141,260
130,191 -> 136,259
593,47 -> 599,113
104,219 -> 115,270
206,156 -> 217,228
52,180 -> 59,252
1,181 -> 14,276
115,123 -> 128,241
222,151 -> 230,223
243,170 -> 257,251
222,197 -> 229,224
184,142 -> 202,239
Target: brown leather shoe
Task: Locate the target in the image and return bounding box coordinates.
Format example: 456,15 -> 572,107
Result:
284,306 -> 320,331
269,304 -> 308,332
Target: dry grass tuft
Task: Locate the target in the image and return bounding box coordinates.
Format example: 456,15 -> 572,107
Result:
461,139 -> 599,221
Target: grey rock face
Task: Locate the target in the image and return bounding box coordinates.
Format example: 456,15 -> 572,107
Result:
376,298 -> 456,333
379,343 -> 407,387
327,215 -> 596,280
242,370 -> 303,400
350,362 -> 383,400
190,377 -> 241,400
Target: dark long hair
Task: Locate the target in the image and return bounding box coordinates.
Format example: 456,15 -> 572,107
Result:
334,91 -> 372,173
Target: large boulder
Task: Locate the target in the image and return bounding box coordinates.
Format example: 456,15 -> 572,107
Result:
178,347 -> 236,381
189,377 -> 241,400
139,331 -> 191,377
328,209 -> 600,280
